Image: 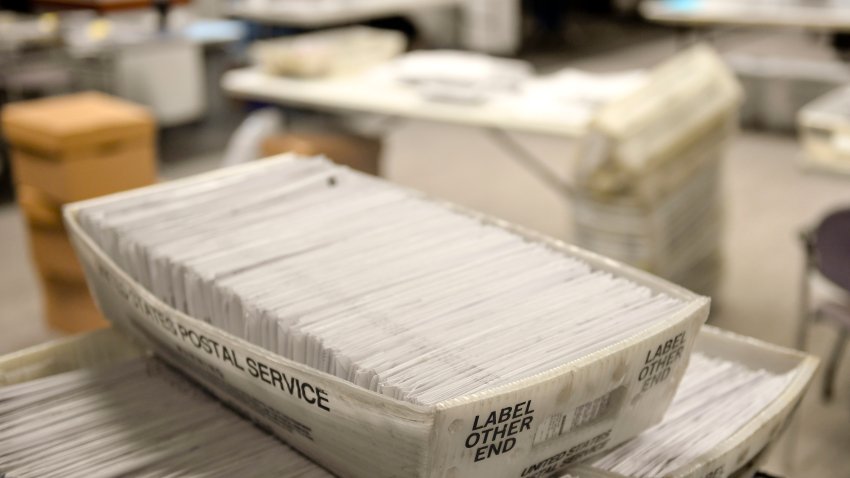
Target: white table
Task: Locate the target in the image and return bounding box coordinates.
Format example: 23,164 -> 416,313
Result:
226,0 -> 460,27
641,0 -> 850,32
222,66 -> 599,198
222,67 -> 591,136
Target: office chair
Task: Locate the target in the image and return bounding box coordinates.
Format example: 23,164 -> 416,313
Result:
798,207 -> 850,400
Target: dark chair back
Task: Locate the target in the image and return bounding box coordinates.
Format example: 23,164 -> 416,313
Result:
814,208 -> 850,294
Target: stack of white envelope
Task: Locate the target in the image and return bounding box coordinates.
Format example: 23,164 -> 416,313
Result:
574,352 -> 796,477
0,325 -> 816,478
573,45 -> 742,296
75,156 -> 689,407
59,152 -> 716,477
0,356 -> 332,478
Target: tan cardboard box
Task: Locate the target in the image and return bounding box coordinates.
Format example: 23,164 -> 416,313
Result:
10,142 -> 157,203
25,224 -> 86,282
40,277 -> 108,333
262,132 -> 381,175
17,183 -> 89,282
16,184 -> 62,229
2,92 -> 157,203
2,92 -> 154,155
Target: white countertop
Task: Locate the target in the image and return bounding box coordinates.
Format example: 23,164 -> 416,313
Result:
221,65 -> 597,138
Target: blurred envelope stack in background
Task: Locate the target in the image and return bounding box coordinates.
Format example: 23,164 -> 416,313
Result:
573,45 -> 742,295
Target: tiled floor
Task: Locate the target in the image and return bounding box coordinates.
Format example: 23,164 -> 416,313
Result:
1,28 -> 849,477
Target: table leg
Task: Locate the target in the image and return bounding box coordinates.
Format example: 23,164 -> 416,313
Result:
484,128 -> 573,201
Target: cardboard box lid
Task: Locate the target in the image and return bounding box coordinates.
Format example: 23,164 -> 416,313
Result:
2,92 -> 155,155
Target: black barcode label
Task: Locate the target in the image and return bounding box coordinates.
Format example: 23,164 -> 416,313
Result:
533,389 -> 618,446
571,391 -> 614,431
